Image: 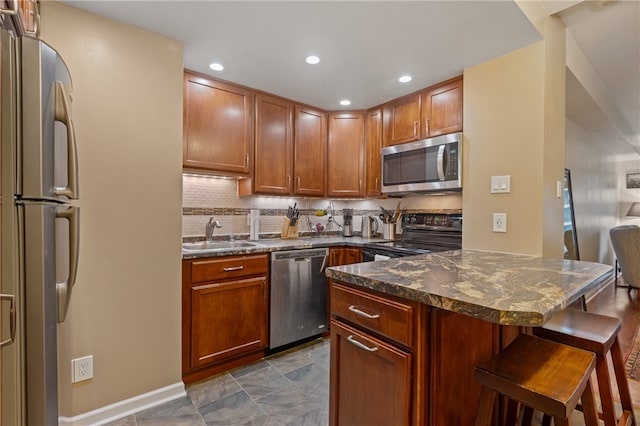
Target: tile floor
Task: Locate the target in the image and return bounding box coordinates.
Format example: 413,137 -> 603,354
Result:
104,338 -> 330,426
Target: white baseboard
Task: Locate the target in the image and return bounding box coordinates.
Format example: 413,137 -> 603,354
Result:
58,382 -> 186,426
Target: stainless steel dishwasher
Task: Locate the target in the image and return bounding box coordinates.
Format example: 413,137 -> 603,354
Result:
270,248 -> 329,349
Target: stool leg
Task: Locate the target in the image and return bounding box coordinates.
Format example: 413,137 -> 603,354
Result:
475,386 -> 497,426
505,399 -> 519,425
610,337 -> 636,425
521,406 -> 534,426
553,416 -> 569,426
581,379 -> 600,426
594,353 -> 618,426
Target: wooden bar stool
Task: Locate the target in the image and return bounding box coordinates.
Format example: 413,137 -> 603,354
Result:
474,334 -> 599,426
533,309 -> 636,426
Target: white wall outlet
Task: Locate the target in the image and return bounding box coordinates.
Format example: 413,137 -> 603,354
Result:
490,175 -> 511,193
72,355 -> 93,383
493,213 -> 507,233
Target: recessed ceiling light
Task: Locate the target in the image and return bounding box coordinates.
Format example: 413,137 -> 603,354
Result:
339,99 -> 351,106
306,55 -> 320,65
398,75 -> 412,83
209,63 -> 224,71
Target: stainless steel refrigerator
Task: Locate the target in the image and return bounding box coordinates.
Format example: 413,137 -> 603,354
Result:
1,29 -> 79,426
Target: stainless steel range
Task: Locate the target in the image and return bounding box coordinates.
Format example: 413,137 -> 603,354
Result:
362,213 -> 462,261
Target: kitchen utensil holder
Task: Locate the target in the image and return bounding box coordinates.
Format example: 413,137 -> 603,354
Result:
382,223 -> 396,240
281,218 -> 299,240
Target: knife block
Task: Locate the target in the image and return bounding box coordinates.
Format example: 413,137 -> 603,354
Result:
281,218 -> 299,239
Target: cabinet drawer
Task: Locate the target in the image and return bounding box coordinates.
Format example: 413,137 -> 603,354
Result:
190,254 -> 268,283
331,282 -> 414,347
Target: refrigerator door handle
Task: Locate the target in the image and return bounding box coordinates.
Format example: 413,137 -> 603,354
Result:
53,81 -> 79,200
56,205 -> 79,323
0,1 -> 18,15
0,293 -> 16,348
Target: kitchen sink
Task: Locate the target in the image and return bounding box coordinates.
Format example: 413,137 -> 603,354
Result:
182,241 -> 259,251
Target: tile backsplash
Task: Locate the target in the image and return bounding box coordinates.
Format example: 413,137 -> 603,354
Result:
182,174 -> 462,239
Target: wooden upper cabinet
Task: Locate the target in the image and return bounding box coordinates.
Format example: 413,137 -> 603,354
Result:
365,107 -> 383,197
422,76 -> 463,138
251,94 -> 293,195
183,71 -> 253,175
294,105 -> 327,196
382,93 -> 421,147
327,112 -> 365,198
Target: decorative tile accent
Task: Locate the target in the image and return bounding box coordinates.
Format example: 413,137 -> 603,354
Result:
182,173 -> 462,237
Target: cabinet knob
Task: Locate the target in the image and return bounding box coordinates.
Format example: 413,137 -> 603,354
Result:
413,121 -> 418,137
425,118 -> 429,136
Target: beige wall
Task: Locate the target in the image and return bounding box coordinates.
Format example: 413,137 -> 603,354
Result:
462,2 -> 566,257
565,118 -> 620,264
40,2 -> 184,417
462,43 -> 545,255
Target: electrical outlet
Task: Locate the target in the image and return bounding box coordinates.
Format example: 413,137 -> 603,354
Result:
72,355 -> 93,383
493,213 -> 507,233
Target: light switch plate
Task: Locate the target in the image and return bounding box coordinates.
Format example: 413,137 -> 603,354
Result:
490,175 -> 511,194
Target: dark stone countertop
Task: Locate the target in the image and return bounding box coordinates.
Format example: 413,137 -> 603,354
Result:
181,236 -> 387,259
325,249 -> 612,326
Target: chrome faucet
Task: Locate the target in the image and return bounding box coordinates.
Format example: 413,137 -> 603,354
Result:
205,217 -> 222,241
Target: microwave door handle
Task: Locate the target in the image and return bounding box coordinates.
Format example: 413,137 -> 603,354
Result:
56,206 -> 80,323
436,145 -> 446,181
54,81 -> 79,200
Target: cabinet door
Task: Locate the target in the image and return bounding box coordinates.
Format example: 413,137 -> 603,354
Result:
365,108 -> 383,197
342,247 -> 362,265
253,94 -> 293,194
429,309 -> 497,426
329,247 -> 362,267
330,320 -> 411,426
190,276 -> 267,369
422,77 -> 463,138
183,72 -> 253,174
327,113 -> 365,197
294,105 -> 326,196
382,93 -> 421,147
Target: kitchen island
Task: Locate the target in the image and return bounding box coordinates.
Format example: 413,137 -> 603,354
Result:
325,249 -> 612,425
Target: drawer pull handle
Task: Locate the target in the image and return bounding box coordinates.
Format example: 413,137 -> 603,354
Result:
348,305 -> 380,319
222,266 -> 244,272
347,335 -> 378,352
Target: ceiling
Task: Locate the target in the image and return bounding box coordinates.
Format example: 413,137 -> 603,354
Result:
58,1 -> 639,157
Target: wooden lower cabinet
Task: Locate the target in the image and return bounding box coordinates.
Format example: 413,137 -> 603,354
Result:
329,280 -> 428,426
328,247 -> 362,267
329,280 -> 519,426
182,254 -> 268,383
330,320 -> 411,426
190,277 -> 267,369
429,309 -> 500,426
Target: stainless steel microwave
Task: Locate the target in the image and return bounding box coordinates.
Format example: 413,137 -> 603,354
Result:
381,132 -> 462,195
